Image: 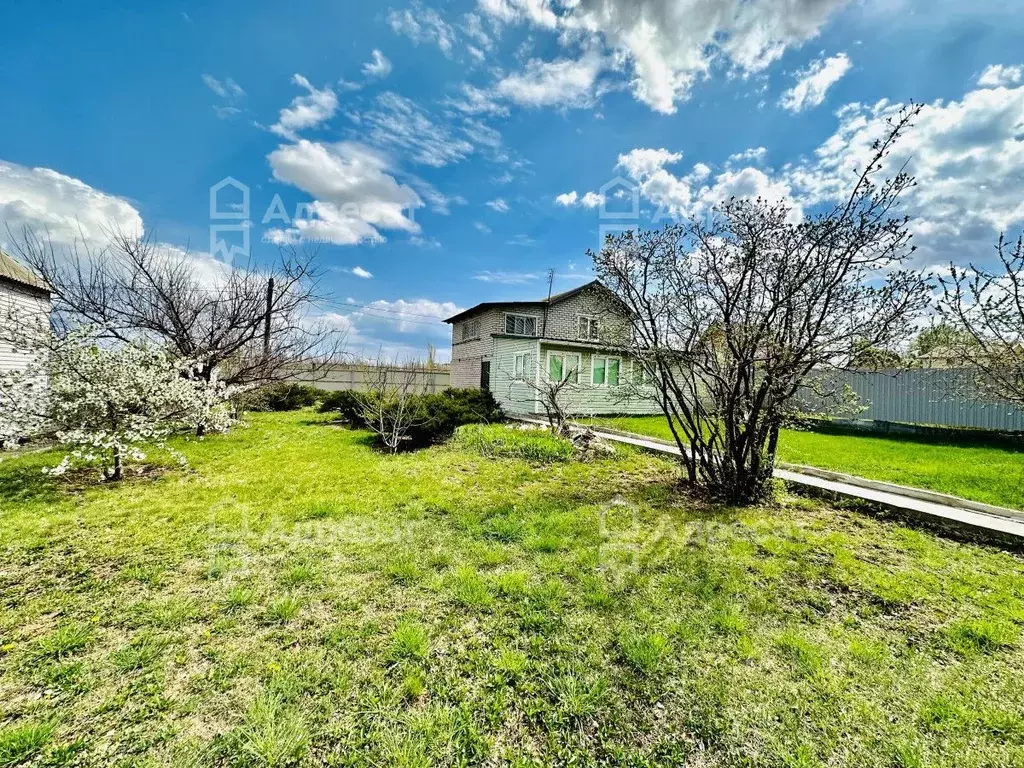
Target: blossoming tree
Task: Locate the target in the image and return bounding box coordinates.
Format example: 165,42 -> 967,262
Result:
0,327 -> 235,480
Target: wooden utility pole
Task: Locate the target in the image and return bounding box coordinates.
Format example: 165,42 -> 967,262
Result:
541,268 -> 555,336
262,277 -> 274,359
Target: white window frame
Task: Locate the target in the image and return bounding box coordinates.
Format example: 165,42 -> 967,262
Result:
513,351 -> 533,379
631,359 -> 654,385
504,313 -> 539,337
578,315 -> 600,341
591,355 -> 622,387
461,318 -> 480,342
545,351 -> 581,384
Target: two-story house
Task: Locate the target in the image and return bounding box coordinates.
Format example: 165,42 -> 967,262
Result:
444,280 -> 659,416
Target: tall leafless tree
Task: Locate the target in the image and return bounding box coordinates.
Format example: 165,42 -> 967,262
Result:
938,233 -> 1024,406
590,104 -> 932,504
10,226 -> 344,393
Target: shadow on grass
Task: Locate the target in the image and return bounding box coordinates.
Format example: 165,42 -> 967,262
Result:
0,462 -> 63,505
797,419 -> 1024,454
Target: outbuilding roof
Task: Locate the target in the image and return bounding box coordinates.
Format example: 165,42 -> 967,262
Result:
0,251 -> 50,295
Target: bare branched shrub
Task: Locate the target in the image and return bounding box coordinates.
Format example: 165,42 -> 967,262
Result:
359,359 -> 429,453
591,104 -> 932,504
938,234 -> 1024,407
499,356 -> 582,437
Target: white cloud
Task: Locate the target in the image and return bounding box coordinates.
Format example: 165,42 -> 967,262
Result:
351,266 -> 373,278
474,221 -> 492,233
478,0 -> 851,114
322,297 -> 459,362
616,148 -> 683,178
462,12 -> 495,49
202,74 -> 245,100
353,297 -> 460,334
362,49 -> 393,79
388,2 -> 457,55
478,0 -> 558,28
613,78 -> 1024,266
493,50 -> 605,108
555,190 -> 604,207
0,161 -> 233,290
265,140 -> 421,246
358,92 -> 475,167
474,270 -> 541,283
786,83 -> 1024,263
410,235 -> 442,248
0,161 -> 143,246
977,64 -> 1023,88
486,198 -> 510,212
202,74 -> 246,119
615,146 -> 798,220
271,74 -> 339,140
779,52 -> 852,113
506,233 -> 538,246
461,118 -> 503,150
727,146 -> 767,164
696,166 -> 799,217
444,83 -> 511,116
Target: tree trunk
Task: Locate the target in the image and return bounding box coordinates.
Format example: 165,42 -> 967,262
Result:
110,445 -> 123,482
196,364 -> 212,437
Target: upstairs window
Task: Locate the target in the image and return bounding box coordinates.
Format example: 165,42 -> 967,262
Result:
461,319 -> 480,341
505,314 -> 537,336
578,316 -> 600,341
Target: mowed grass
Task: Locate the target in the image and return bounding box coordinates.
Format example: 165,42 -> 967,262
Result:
0,412 -> 1022,766
584,415 -> 1024,511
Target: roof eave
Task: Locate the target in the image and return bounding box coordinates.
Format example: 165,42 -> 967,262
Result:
0,275 -> 51,298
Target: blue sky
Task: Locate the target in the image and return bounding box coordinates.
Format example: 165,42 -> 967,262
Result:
1,0 -> 1022,360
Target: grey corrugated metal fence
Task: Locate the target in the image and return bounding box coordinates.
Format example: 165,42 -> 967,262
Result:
807,368 -> 1024,431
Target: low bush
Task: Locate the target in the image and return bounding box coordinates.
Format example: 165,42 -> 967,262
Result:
318,389 -> 365,424
453,423 -> 575,463
408,388 -> 504,446
244,383 -> 322,412
320,387 -> 504,449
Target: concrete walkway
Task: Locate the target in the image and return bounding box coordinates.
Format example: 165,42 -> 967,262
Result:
513,416 -> 1024,544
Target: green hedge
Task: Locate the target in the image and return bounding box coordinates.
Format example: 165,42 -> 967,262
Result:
319,387 -> 504,448
243,383 -> 322,412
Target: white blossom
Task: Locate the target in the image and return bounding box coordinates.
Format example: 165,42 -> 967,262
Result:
0,326 -> 236,479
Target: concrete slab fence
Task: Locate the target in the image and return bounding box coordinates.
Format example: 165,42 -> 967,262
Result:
288,363 -> 451,395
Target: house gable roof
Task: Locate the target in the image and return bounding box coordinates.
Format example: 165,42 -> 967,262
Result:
443,279 -> 619,324
0,251 -> 50,296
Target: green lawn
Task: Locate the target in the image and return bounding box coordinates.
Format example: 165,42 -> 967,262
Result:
582,415 -> 1024,511
1,412 -> 1023,767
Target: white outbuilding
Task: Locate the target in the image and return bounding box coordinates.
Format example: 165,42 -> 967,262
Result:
0,250 -> 51,374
